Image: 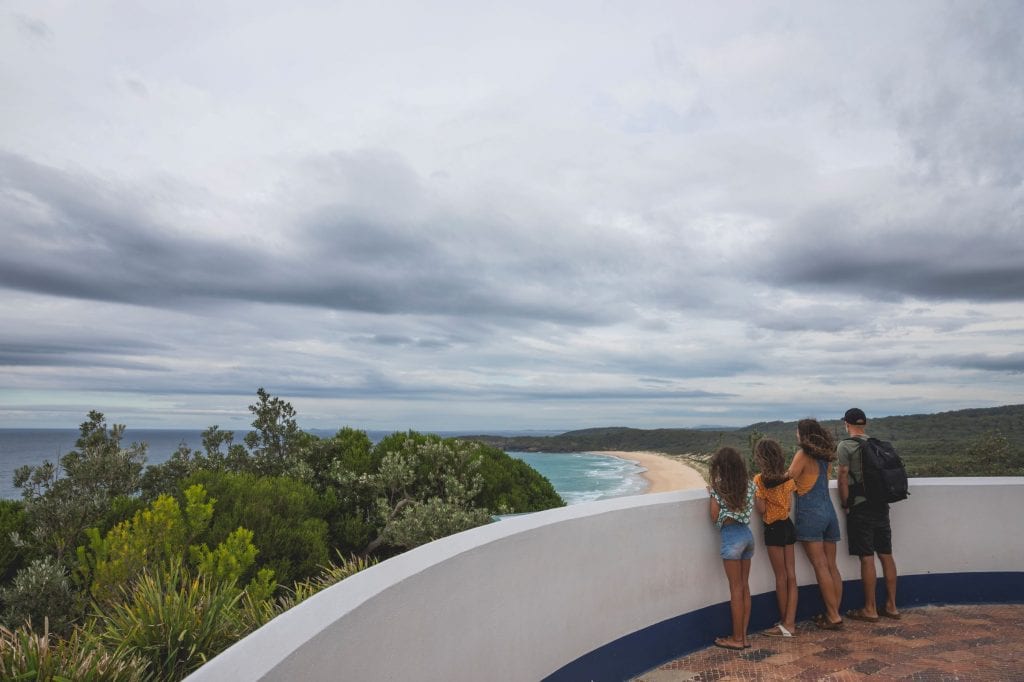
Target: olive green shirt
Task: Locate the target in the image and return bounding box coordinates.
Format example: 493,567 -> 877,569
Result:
837,436 -> 867,507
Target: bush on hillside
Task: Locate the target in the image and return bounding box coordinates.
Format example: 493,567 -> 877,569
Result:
183,470 -> 330,586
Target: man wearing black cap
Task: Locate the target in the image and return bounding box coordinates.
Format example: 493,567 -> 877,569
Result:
837,408 -> 901,622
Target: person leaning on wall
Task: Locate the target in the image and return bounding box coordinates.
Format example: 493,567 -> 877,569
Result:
837,408 -> 901,622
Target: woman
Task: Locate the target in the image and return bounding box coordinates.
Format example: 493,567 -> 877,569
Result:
788,418 -> 843,629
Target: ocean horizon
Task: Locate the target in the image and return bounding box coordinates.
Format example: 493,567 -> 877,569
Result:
0,428 -> 648,503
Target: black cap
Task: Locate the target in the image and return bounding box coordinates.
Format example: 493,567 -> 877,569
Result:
843,408 -> 867,425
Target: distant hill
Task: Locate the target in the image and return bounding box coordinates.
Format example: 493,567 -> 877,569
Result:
465,404 -> 1024,477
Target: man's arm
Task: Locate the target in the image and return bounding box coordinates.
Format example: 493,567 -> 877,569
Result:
838,464 -> 850,510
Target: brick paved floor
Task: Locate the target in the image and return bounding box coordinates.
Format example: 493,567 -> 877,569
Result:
632,604 -> 1024,681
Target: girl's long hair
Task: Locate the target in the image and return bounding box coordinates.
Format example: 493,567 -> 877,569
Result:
797,418 -> 836,461
753,438 -> 788,485
709,446 -> 749,512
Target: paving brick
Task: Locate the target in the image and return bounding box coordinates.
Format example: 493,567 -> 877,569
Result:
631,604 -> 1024,681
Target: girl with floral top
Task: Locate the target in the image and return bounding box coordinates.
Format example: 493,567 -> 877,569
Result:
753,438 -> 798,638
707,446 -> 756,650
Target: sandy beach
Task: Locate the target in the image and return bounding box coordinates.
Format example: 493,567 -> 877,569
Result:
600,450 -> 706,493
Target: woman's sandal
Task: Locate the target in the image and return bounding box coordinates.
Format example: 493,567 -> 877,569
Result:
846,608 -> 880,623
713,637 -> 745,651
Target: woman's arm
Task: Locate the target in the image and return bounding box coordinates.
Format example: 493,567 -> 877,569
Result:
787,449 -> 806,480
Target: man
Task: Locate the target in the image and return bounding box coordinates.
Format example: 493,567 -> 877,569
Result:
837,407 -> 901,622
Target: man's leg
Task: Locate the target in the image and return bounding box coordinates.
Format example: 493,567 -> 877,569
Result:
859,555 -> 878,617
878,553 -> 898,615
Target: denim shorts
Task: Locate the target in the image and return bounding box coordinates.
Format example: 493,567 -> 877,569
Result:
795,494 -> 841,543
720,523 -> 755,560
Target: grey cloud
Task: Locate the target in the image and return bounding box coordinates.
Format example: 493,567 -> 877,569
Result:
14,14 -> 52,40
941,353 -> 1024,374
883,3 -> 1024,187
755,190 -> 1024,303
0,337 -> 171,370
0,151 -> 613,326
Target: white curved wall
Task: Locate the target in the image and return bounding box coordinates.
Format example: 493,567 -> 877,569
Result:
187,478 -> 1024,681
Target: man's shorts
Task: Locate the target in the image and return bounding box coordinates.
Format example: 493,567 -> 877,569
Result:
763,518 -> 797,547
720,522 -> 755,560
846,502 -> 892,556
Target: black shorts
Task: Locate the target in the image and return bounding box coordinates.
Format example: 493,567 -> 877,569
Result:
763,518 -> 796,547
847,503 -> 892,556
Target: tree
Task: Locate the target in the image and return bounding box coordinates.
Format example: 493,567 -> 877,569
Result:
350,433 -> 494,555
13,411 -> 146,562
244,388 -> 301,476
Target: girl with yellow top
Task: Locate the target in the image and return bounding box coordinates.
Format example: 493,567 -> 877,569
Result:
753,438 -> 798,638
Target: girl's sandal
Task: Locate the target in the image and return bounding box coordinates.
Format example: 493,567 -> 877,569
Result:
763,623 -> 796,638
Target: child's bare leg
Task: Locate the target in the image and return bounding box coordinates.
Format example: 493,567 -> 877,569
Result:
721,559 -> 746,646
741,558 -> 752,646
767,545 -> 789,625
783,543 -> 798,631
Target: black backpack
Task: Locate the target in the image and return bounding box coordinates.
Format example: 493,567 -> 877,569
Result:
847,437 -> 909,504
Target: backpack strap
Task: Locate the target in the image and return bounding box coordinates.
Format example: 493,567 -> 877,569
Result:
843,436 -> 868,499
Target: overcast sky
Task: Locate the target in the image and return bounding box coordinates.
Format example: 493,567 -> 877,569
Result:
1,1 -> 1022,432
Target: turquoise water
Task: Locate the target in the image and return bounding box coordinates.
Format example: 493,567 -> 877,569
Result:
508,451 -> 648,504
0,430 -> 648,504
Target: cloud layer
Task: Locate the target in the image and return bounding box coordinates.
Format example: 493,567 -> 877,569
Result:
1,1 -> 1022,429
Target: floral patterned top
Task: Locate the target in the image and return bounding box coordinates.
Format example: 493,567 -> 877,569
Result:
710,480 -> 756,529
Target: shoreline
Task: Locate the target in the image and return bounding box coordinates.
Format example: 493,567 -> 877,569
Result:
599,450 -> 706,493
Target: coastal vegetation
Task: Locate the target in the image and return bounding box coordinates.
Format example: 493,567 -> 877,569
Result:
467,403 -> 1024,477
0,389 -> 563,680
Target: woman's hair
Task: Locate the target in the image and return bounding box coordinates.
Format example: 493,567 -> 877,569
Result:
797,418 -> 836,461
753,438 -> 788,485
709,446 -> 749,512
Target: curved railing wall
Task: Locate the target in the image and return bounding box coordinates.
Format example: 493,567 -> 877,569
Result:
187,478 -> 1024,682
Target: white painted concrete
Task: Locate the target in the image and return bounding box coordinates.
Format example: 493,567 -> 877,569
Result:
186,478 -> 1024,682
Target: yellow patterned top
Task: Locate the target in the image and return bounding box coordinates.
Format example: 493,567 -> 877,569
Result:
754,473 -> 796,524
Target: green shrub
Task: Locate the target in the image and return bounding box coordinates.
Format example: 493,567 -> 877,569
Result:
97,561 -> 243,681
239,553 -> 376,631
1,557 -> 80,636
184,471 -> 329,586
0,621 -> 148,682
0,499 -> 28,583
474,444 -> 564,513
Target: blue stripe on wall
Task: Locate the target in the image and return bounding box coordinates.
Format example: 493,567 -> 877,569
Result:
544,571 -> 1024,682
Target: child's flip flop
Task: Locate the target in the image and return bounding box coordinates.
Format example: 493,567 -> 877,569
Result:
763,623 -> 796,638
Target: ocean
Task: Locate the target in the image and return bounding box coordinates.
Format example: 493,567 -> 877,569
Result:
0,429 -> 648,504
